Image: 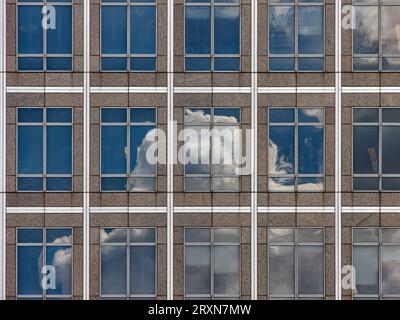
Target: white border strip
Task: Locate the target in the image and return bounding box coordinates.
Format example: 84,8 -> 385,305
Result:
174,87 -> 251,94
343,87 -> 400,93
174,207 -> 250,214
0,0 -> 6,301
7,207 -> 83,214
91,87 -> 167,94
90,207 -> 166,214
258,87 -> 335,94
6,87 -> 83,93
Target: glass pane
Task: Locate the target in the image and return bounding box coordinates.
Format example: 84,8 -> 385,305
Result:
185,7 -> 211,54
298,6 -> 323,54
382,229 -> 400,244
47,6 -> 72,54
298,57 -> 324,71
298,245 -> 324,295
130,126 -> 156,175
214,246 -> 240,295
18,229 -> 43,244
212,177 -> 240,192
269,177 -> 295,192
269,126 -> 295,175
46,126 -> 72,174
184,127 -> 210,174
185,108 -> 211,124
46,229 -> 72,245
101,228 -> 127,244
130,228 -> 156,243
18,126 -> 43,174
101,246 -> 127,295
128,177 -> 155,192
131,6 -> 156,54
382,246 -> 400,295
213,108 -> 240,124
353,6 -> 379,54
214,6 -> 240,54
47,57 -> 72,71
131,57 -> 156,71
353,228 -> 379,243
185,177 -> 211,191
353,126 -> 379,174
353,108 -> 379,123
185,228 -> 211,243
298,109 -> 324,123
382,6 -> 400,54
297,177 -> 323,192
45,246 -> 72,295
102,108 -> 127,123
298,228 -> 324,243
382,126 -> 400,174
269,245 -> 295,295
298,126 -> 324,174
18,177 -> 43,191
101,6 -> 127,54
269,228 -> 294,243
211,126 -> 240,176
269,108 -> 295,123
353,57 -> 379,71
18,6 -> 43,54
185,245 -> 211,295
269,57 -> 295,71
382,108 -> 400,123
17,246 -> 43,295
353,246 -> 379,294
46,108 -> 72,123
269,6 -> 295,54
18,108 -> 43,123
353,177 -> 379,191
130,246 -> 156,295
131,108 -> 156,123
102,57 -> 127,71
101,126 -> 127,174
101,177 -> 127,191
214,229 -> 240,243
185,57 -> 211,71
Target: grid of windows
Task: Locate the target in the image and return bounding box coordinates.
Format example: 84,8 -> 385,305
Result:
17,108 -> 73,192
184,107 -> 241,192
352,108 -> 400,191
101,0 -> 157,71
268,108 -> 324,192
268,0 -> 324,72
184,0 -> 240,71
184,228 -> 240,299
100,228 -> 156,299
100,108 -> 157,192
268,228 -> 325,300
16,228 -> 73,300
353,0 -> 400,71
17,0 -> 73,71
353,228 -> 400,299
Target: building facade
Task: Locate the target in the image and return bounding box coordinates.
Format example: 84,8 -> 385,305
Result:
0,0 -> 400,300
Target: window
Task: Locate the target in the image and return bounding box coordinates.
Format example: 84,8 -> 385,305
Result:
101,108 -> 157,192
352,108 -> 400,191
185,0 -> 240,71
268,108 -> 324,192
268,228 -> 324,300
101,0 -> 157,71
17,0 -> 73,71
17,228 -> 73,300
353,228 -> 400,299
184,108 -> 241,192
100,228 -> 156,299
268,0 -> 324,71
17,108 -> 73,192
184,228 -> 240,299
353,0 -> 400,71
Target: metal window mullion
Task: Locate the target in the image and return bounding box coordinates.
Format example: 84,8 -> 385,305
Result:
211,229 -> 214,299
43,229 -> 47,299
295,111 -> 299,191
294,231 -> 298,299
379,110 -> 383,191
43,112 -> 47,192
127,231 -> 131,298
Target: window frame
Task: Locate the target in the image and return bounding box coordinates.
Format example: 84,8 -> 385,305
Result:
184,0 -> 242,72
183,107 -> 242,192
352,227 -> 400,300
16,0 -> 74,72
352,0 -> 400,72
267,107 -> 325,192
99,227 -> 157,300
16,227 -> 74,300
183,227 -> 241,300
100,107 -> 158,192
352,107 -> 400,192
100,0 -> 158,72
267,0 -> 325,72
267,227 -> 325,300
16,107 -> 74,192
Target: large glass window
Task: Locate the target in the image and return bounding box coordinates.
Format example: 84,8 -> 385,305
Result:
184,108 -> 241,192
17,0 -> 73,71
17,108 -> 73,192
268,108 -> 324,192
268,228 -> 324,300
268,0 -> 324,72
100,228 -> 156,299
353,108 -> 400,191
353,228 -> 400,299
353,0 -> 400,71
184,228 -> 240,299
101,0 -> 157,71
101,108 -> 157,192
185,0 -> 240,71
17,228 -> 73,300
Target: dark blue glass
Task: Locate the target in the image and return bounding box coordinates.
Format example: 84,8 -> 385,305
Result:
130,228 -> 156,243
131,57 -> 156,71
102,57 -> 128,71
185,7 -> 211,54
269,126 -> 295,175
214,57 -> 240,71
269,6 -> 295,54
185,57 -> 211,71
353,108 -> 379,123
298,57 -> 324,71
102,6 -> 128,54
130,246 -> 156,295
18,177 -> 43,191
47,108 -> 72,123
130,126 -> 156,174
131,6 -> 156,54
17,246 -> 43,295
46,177 -> 72,191
46,126 -> 72,174
269,57 -> 295,71
18,126 -> 43,174
298,109 -> 323,123
382,178 -> 400,191
46,229 -> 72,244
214,7 -> 240,54
18,58 -> 43,71
353,126 -> 379,174
298,126 -> 324,174
18,229 -> 43,243
47,6 -> 72,54
353,177 -> 379,191
298,6 -> 323,54
101,177 -> 127,191
214,108 -> 240,124
18,108 -> 43,123
102,108 -> 127,123
47,58 -> 72,71
101,246 -> 127,294
46,246 -> 72,295
353,57 -> 379,71
18,6 -> 43,54
101,126 -> 127,174
130,108 -> 156,123
269,108 -> 295,123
